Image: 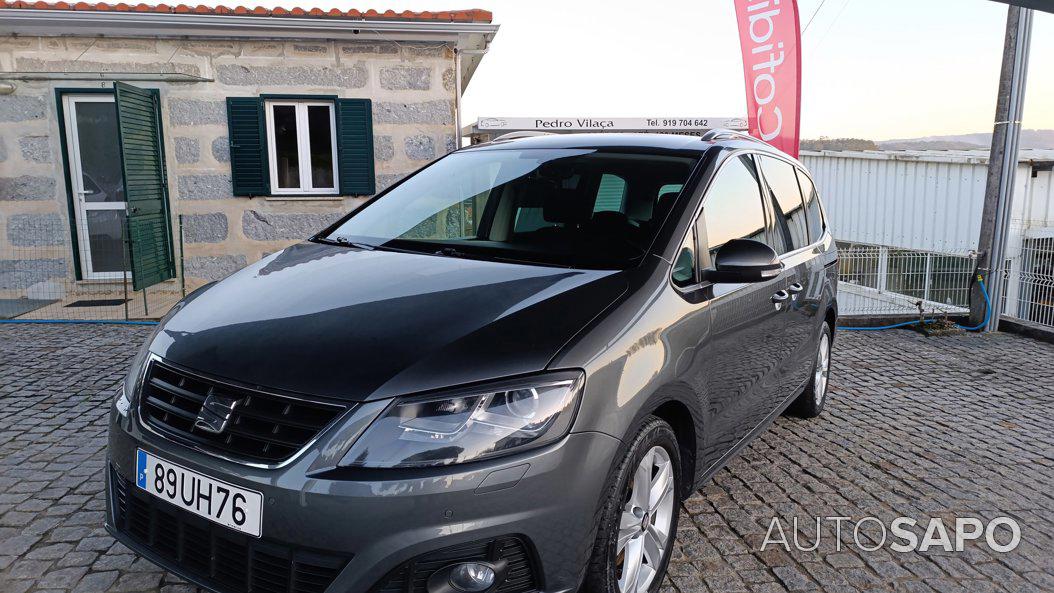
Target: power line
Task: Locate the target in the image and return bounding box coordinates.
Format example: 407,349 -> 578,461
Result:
814,0 -> 853,47
802,0 -> 828,34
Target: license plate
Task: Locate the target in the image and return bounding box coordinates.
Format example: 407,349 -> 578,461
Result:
135,449 -> 263,537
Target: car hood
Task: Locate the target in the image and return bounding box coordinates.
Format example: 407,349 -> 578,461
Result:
151,242 -> 627,402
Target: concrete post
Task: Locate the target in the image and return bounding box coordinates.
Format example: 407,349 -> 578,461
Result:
972,5 -> 1033,331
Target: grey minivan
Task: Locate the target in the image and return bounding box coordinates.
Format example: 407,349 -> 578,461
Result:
106,131 -> 837,593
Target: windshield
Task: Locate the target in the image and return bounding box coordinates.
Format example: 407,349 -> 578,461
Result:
324,148 -> 699,268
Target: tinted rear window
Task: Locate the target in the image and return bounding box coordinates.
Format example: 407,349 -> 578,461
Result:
795,169 -> 825,244
758,155 -> 809,253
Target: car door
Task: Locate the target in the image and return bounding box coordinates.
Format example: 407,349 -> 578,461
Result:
693,153 -> 793,458
757,154 -> 823,400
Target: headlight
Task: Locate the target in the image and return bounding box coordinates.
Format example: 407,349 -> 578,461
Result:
340,372 -> 584,468
116,337 -> 152,417
115,290 -> 199,417
116,321 -> 165,417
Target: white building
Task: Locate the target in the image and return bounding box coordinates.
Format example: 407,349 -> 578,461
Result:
801,149 -> 1054,326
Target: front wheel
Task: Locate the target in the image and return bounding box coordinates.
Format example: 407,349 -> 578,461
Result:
584,417 -> 680,593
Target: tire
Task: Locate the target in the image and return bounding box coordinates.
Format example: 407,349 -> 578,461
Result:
787,321 -> 833,418
583,417 -> 681,593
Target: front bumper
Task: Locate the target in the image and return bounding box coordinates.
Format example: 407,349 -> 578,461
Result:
105,400 -> 620,593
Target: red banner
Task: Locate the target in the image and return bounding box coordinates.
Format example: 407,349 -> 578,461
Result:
735,0 -> 802,158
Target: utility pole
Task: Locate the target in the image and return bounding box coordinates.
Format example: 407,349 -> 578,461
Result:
971,4 -> 1033,331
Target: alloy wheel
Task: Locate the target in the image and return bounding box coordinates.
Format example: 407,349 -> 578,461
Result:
814,332 -> 831,406
616,446 -> 675,593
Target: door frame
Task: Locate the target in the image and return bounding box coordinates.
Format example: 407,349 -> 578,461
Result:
60,92 -> 131,280
56,87 -> 171,282
56,88 -> 123,281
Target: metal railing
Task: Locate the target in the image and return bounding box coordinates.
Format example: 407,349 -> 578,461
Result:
836,235 -> 1054,331
836,242 -> 976,319
1001,232 -> 1054,328
0,213 -> 185,322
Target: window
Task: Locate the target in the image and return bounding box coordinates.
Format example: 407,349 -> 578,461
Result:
513,173 -> 581,233
698,155 -> 776,262
758,155 -> 808,253
326,149 -> 698,269
593,174 -> 627,213
795,168 -> 825,243
265,101 -> 338,194
657,184 -> 683,197
672,232 -> 696,287
228,97 -> 374,197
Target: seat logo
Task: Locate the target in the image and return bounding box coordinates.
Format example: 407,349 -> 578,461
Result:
193,393 -> 243,434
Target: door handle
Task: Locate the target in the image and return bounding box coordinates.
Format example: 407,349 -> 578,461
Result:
788,282 -> 804,293
771,290 -> 790,311
771,289 -> 791,311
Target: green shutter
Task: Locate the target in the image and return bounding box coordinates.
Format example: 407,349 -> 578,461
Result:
335,98 -> 376,196
226,97 -> 269,196
113,82 -> 175,292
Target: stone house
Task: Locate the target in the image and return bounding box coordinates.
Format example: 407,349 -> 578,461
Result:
0,3 -> 496,319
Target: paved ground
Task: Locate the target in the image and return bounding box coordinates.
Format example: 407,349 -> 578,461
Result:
0,324 -> 1052,593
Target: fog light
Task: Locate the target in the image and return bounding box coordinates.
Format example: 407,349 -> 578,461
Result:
449,563 -> 496,592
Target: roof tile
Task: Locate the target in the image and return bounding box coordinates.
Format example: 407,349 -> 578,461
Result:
0,0 -> 493,22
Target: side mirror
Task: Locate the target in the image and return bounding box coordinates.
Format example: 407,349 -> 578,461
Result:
705,239 -> 782,283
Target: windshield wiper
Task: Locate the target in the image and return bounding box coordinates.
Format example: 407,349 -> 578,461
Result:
434,247 -> 467,258
313,236 -> 374,251
428,245 -> 574,268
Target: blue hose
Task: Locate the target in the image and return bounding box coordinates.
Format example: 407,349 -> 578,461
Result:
839,277 -> 991,332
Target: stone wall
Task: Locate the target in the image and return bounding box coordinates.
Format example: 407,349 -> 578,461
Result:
0,35 -> 457,291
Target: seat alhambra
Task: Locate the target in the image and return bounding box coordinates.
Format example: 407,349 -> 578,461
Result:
107,131 -> 837,593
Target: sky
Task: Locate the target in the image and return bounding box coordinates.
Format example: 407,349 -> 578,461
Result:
204,0 -> 1051,140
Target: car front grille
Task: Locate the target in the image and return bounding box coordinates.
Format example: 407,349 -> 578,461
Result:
138,359 -> 349,464
372,535 -> 540,593
110,467 -> 348,593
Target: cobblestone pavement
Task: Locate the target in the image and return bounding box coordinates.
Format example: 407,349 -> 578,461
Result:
1,324 -> 1052,593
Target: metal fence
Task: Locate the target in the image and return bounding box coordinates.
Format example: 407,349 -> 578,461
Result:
835,236 -> 1054,330
836,242 -> 976,319
1002,232 -> 1054,328
0,213 -> 185,322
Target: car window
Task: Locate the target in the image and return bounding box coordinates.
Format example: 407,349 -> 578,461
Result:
593,173 -> 627,213
795,168 -> 825,243
326,149 -> 699,269
657,183 -> 683,197
698,155 -> 777,262
758,155 -> 809,253
671,231 -> 696,287
513,206 -> 552,233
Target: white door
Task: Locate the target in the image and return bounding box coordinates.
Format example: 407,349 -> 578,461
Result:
63,94 -> 129,280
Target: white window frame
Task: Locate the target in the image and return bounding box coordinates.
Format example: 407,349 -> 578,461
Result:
264,100 -> 339,195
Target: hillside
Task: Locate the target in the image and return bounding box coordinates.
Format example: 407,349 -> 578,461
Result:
802,129 -> 1054,152
876,129 -> 1054,151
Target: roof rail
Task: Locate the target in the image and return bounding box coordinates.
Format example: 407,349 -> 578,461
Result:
701,129 -> 766,144
492,130 -> 554,141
